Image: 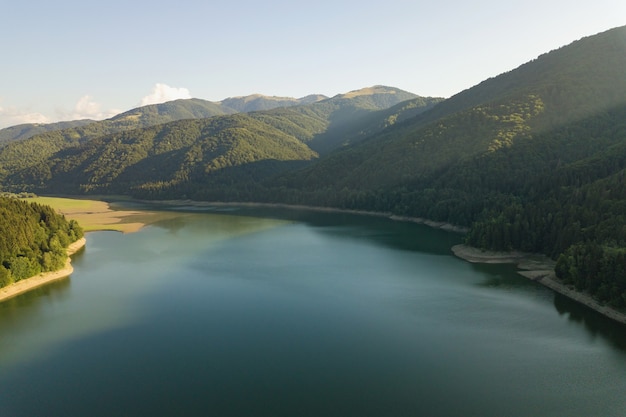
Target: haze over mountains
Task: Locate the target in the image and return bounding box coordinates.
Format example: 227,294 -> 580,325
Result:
1,26 -> 626,308
0,94 -> 329,146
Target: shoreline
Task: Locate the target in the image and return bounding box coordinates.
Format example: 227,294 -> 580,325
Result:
143,199 -> 471,233
135,199 -> 626,325
0,237 -> 86,303
451,244 -> 626,325
23,196 -> 626,325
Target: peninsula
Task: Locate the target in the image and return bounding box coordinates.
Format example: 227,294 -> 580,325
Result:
0,237 -> 86,303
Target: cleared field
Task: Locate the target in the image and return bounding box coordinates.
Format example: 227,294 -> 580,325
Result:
28,196 -> 176,233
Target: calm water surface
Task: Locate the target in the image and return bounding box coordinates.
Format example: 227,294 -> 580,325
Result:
1,207 -> 625,417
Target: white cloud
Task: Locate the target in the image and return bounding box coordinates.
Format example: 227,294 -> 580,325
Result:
140,83 -> 192,106
0,86 -> 192,129
74,95 -> 102,118
0,100 -> 50,129
57,95 -> 121,122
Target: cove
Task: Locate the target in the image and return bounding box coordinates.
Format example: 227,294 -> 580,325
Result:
1,207 -> 625,417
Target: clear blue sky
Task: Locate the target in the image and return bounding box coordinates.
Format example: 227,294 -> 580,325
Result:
1,0 -> 624,128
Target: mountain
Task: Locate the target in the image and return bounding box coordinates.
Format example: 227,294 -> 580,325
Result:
264,26 -> 626,308
19,114 -> 319,196
0,88 -> 424,183
279,26 -> 626,199
0,120 -> 94,147
250,86 -> 438,155
0,98 -> 238,180
109,98 -> 236,125
0,86 -> 428,196
330,85 -> 421,107
219,94 -> 327,113
305,91 -> 443,154
0,94 -> 328,147
216,86 -> 432,154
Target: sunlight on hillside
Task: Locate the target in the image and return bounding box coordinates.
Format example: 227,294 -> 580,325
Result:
343,86 -> 396,98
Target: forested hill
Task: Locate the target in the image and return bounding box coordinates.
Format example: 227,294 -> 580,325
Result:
0,197 -> 83,288
0,86 -> 435,195
265,26 -> 626,308
109,98 -> 236,125
218,94 -> 327,112
288,26 -> 626,193
400,25 -> 626,132
0,98 -> 237,179
298,86 -> 432,154
0,93 -> 327,150
0,94 -> 330,177
17,114 -> 320,195
0,120 -> 94,147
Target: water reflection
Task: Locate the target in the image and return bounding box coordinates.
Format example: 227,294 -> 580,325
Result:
554,293 -> 626,351
140,202 -> 464,256
0,278 -> 71,314
151,210 -> 289,239
2,207 -> 626,416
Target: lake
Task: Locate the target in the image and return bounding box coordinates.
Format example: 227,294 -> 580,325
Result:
1,206 -> 625,417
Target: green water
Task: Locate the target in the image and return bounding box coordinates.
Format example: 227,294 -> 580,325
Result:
1,207 -> 625,417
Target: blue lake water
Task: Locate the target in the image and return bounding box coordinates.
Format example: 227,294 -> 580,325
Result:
1,207 -> 625,416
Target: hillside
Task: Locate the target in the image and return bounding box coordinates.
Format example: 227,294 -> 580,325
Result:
109,98 -> 236,125
306,93 -> 443,154
0,98 -> 238,180
0,86 -> 431,195
0,87 -> 424,186
4,114 -> 318,195
0,120 -> 94,147
263,26 -> 626,308
0,94 -> 327,150
283,26 -> 626,196
219,94 -> 327,112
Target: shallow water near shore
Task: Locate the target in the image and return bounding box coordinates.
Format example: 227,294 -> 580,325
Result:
1,207 -> 625,417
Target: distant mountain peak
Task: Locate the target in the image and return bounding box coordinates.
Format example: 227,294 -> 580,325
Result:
222,93 -> 278,102
339,85 -> 408,99
218,94 -> 327,113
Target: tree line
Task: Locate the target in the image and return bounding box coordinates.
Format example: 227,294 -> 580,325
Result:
0,197 -> 83,288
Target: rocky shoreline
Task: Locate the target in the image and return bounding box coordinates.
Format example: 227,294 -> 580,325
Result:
451,244 -> 626,325
148,200 -> 626,325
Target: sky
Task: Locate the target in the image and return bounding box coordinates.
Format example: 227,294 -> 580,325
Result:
1,0 -> 624,128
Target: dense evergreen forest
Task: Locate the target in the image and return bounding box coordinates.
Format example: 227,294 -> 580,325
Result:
0,27 -> 625,308
0,197 -> 83,288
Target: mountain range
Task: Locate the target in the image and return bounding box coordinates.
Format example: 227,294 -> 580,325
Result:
1,25 -> 625,308
0,86 -> 431,192
0,94 -> 331,147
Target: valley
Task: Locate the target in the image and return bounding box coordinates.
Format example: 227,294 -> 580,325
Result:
1,26 -> 626,319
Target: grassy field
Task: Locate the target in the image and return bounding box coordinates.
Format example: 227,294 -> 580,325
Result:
27,196 -> 174,233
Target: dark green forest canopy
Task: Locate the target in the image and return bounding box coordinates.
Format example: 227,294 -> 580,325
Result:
0,197 -> 83,288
